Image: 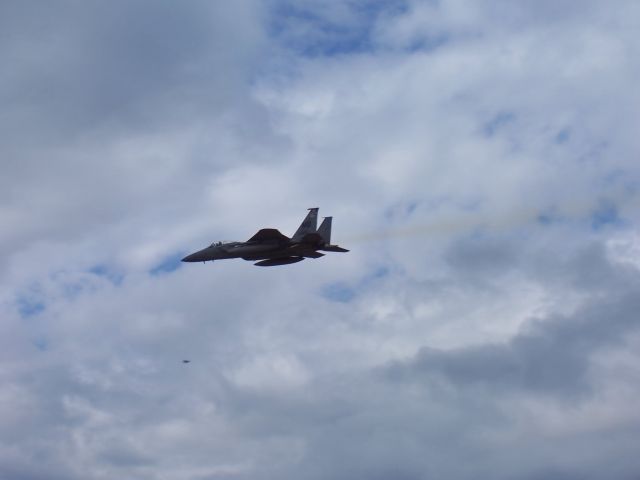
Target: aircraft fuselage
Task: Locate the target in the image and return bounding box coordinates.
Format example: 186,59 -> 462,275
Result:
182,241 -> 282,262
181,208 -> 348,266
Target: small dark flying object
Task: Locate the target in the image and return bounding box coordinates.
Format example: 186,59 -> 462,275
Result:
182,208 -> 349,267
182,360 -> 191,364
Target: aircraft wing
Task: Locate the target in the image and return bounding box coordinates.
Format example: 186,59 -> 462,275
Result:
247,228 -> 290,243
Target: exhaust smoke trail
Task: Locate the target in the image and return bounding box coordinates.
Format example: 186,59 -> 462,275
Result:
343,209 -> 538,244
342,195 -> 637,245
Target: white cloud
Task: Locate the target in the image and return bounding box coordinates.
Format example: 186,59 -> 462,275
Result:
2,1 -> 640,479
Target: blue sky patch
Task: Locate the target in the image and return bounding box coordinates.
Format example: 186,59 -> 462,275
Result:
33,337 -> 49,351
482,112 -> 516,137
537,213 -> 556,226
322,282 -> 357,303
536,207 -> 564,226
270,0 -> 409,57
321,266 -> 390,303
370,266 -> 390,280
90,264 -> 124,285
150,252 -> 185,276
17,295 -> 45,318
384,200 -> 421,221
403,32 -> 449,53
590,200 -> 620,230
555,128 -> 571,144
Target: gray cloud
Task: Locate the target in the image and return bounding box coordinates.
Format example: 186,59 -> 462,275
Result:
0,0 -> 272,266
386,287 -> 640,398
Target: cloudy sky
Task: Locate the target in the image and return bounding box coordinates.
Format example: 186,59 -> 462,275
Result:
2,1 -> 640,479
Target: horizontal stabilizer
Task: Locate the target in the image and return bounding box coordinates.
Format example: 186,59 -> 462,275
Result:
319,245 -> 349,253
248,228 -> 290,243
254,257 -> 304,267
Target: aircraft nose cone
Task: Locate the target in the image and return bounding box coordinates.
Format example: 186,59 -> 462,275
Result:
182,252 -> 200,262
182,247 -> 214,262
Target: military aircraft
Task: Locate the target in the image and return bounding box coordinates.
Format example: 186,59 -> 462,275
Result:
182,208 -> 349,267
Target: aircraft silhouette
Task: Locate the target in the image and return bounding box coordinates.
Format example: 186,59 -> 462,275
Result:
182,208 -> 348,266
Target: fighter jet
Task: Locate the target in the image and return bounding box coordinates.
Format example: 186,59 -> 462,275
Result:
182,208 -> 349,267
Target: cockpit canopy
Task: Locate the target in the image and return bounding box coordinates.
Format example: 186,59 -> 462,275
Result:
209,240 -> 234,247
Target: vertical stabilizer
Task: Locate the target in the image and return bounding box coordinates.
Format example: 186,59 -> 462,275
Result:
292,208 -> 318,241
317,217 -> 332,244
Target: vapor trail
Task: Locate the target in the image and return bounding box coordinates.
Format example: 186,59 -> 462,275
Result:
342,195 -> 637,245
